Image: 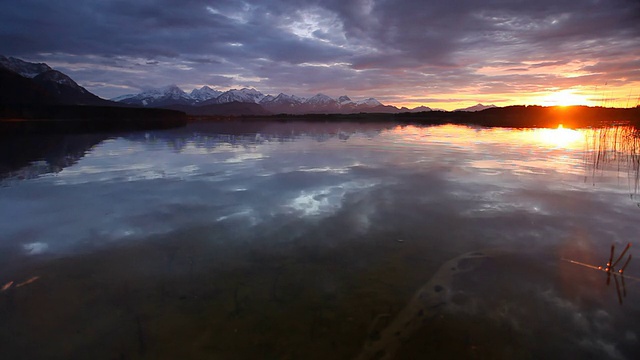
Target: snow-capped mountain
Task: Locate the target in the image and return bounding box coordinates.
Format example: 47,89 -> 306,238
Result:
112,85 -> 403,114
306,93 -> 338,106
114,86 -> 267,107
190,86 -> 223,102
260,93 -> 306,113
454,103 -> 497,112
260,94 -> 276,103
0,55 -> 52,78
298,93 -> 400,113
261,93 -> 305,105
338,95 -> 352,105
208,88 -> 265,105
115,85 -> 193,107
355,98 -> 382,107
111,93 -> 136,102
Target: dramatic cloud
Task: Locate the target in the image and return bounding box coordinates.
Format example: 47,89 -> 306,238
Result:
1,0 -> 639,108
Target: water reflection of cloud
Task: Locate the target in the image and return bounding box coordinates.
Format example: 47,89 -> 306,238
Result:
289,188 -> 337,216
57,164 -> 153,175
538,289 -> 627,360
216,209 -> 258,224
297,165 -> 353,174
223,153 -> 266,163
285,180 -> 379,217
52,163 -> 202,185
181,142 -> 264,155
23,242 -> 49,255
3,123 -> 639,270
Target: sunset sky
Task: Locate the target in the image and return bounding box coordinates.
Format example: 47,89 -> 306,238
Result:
1,0 -> 639,110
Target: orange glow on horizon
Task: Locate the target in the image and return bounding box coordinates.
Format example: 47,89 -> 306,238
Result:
388,85 -> 639,111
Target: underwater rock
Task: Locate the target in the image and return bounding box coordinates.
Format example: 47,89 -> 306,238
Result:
355,251 -> 493,360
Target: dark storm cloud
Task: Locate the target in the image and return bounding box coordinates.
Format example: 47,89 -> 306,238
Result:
0,0 -> 638,103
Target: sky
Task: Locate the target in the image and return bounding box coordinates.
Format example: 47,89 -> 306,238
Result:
1,0 -> 639,110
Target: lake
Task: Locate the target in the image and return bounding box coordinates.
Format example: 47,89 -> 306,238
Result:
1,120 -> 639,359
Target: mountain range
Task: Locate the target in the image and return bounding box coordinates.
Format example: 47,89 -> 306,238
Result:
454,103 -> 497,112
1,55 -> 497,116
113,86 -> 500,114
112,85 -> 417,115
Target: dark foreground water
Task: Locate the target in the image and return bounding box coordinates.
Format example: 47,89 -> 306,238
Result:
1,121 -> 639,359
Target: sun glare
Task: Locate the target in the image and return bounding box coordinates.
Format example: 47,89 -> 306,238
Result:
534,124 -> 583,148
540,89 -> 590,107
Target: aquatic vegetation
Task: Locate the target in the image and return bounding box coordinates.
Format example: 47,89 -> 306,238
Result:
585,125 -> 640,195
563,244 -> 635,304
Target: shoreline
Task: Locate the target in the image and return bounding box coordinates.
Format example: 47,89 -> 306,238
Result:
1,105 -> 639,136
189,105 -> 640,129
0,105 -> 188,134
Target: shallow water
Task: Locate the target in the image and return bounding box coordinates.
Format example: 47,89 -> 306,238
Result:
1,121 -> 639,359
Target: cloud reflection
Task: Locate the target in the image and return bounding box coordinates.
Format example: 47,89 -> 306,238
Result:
1,122 -> 638,261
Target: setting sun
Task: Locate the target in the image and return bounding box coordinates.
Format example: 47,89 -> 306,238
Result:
539,89 -> 592,107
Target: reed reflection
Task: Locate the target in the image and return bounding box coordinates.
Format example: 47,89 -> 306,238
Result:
584,125 -> 640,196
563,243 -> 636,305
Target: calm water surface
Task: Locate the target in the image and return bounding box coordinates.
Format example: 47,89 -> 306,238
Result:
1,121 -> 639,359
